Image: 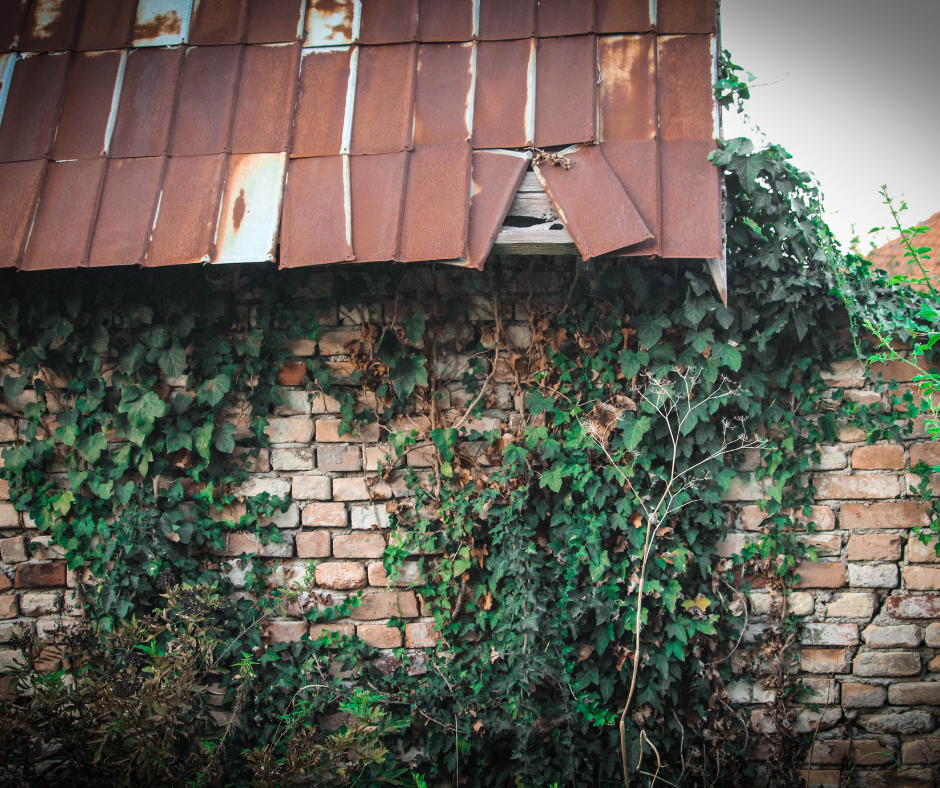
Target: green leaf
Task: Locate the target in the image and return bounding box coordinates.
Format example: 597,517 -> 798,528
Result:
2,375 -> 26,400
618,349 -> 649,379
389,355 -> 427,398
196,375 -> 232,407
76,432 -> 108,464
402,312 -> 429,344
619,415 -> 651,452
118,390 -> 168,434
711,342 -> 743,372
156,340 -> 186,379
213,422 -> 236,454
194,423 -> 213,460
633,315 -> 670,348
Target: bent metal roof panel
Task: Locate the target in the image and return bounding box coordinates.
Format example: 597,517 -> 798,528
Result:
0,0 -> 722,272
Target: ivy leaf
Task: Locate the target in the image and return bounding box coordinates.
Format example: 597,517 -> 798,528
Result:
525,390 -> 555,416
55,423 -> 79,446
156,340 -> 187,379
662,579 -> 682,613
1,444 -> 34,474
196,375 -> 232,407
2,375 -> 27,400
539,466 -> 563,493
402,312 -> 429,344
213,422 -> 236,454
76,432 -> 108,464
633,315 -> 670,348
711,342 -> 743,372
118,391 -> 168,434
389,355 -> 427,398
430,428 -> 458,462
194,423 -> 213,460
618,415 -> 651,452
618,349 -> 649,379
165,429 -> 193,453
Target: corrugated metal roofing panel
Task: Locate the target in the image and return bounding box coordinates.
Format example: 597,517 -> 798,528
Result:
358,0 -> 417,44
188,0 -> 246,45
417,0 -> 473,42
597,34 -> 655,141
534,144 -> 650,260
0,0 -> 29,52
280,154 -> 353,266
659,139 -> 720,258
20,158 -> 107,270
77,0 -> 137,50
133,0 -> 192,47
477,0 -> 534,40
470,38 -> 532,149
534,34 -> 595,147
657,34 -> 714,140
349,41 -> 415,154
536,0 -> 593,37
0,52 -> 69,163
88,155 -> 164,266
244,0 -> 305,43
412,41 -> 473,146
213,151 -> 286,262
169,44 -> 240,156
466,149 -> 529,269
0,158 -> 45,267
52,49 -> 124,160
109,45 -> 183,157
0,52 -> 15,116
595,0 -> 650,33
602,139 -> 659,256
291,45 -> 352,157
657,0 -> 717,34
231,42 -> 299,153
349,150 -> 406,262
398,142 -> 470,262
145,152 -> 225,265
304,0 -> 359,47
18,0 -> 83,52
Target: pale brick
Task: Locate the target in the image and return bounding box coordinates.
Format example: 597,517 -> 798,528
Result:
794,562 -> 846,589
0,574 -> 10,591
0,649 -> 26,672
926,623 -> 940,647
872,358 -> 929,384
0,479 -> 8,500
826,592 -> 877,619
794,708 -> 842,733
798,769 -> 840,787
301,502 -> 346,527
284,337 -> 317,356
842,501 -> 930,529
224,532 -> 260,556
725,679 -> 751,704
715,533 -> 751,558
846,533 -> 903,562
234,476 -> 291,499
310,622 -> 355,640
909,537 -> 940,563
317,445 -> 362,472
363,444 -> 392,471
748,592 -> 773,616
836,424 -> 866,442
805,505 -> 837,531
260,533 -> 293,558
295,531 -> 330,558
789,591 -> 815,616
27,537 -> 65,561
332,477 -> 370,501
844,389 -> 881,406
405,622 -> 438,648
809,740 -> 894,766
849,563 -> 899,588
821,360 -> 866,388
720,476 -> 769,502
0,536 -> 28,563
841,682 -> 886,708
801,648 -> 850,673
910,442 -> 940,469
368,561 -> 422,587
808,446 -> 847,471
0,503 -> 18,528
351,592 -> 418,620
802,623 -> 859,646
799,533 -> 841,555
858,711 -> 935,735
311,393 -> 341,414
315,562 -> 366,590
315,419 -> 380,443
902,739 -> 940,764
274,389 -> 311,416
902,566 -> 940,590
267,620 -> 308,643
333,533 -> 385,559
0,596 -> 17,619
271,447 -> 315,471
20,592 -> 61,617
889,682 -> 940,705
931,656 -> 940,673
906,471 -> 940,497
0,420 -> 15,441
350,504 -> 391,530
863,625 -> 922,649
267,502 -> 300,529
292,475 -> 332,501
815,474 -> 901,500
264,417 -> 313,444
852,445 -> 905,470
356,624 -> 402,648
740,505 -> 765,530
318,329 -> 365,356
887,595 -> 940,619
801,678 -> 839,705
854,652 -> 921,677
236,447 -> 270,472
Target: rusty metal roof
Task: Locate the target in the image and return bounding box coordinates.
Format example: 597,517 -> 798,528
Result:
0,0 -> 722,272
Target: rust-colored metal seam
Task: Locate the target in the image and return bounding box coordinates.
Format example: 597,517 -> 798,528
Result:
221,44 -> 247,153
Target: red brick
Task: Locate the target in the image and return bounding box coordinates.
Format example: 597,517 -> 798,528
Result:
356,624 -> 402,648
888,682 -> 940,705
794,562 -> 846,589
367,561 -> 422,587
902,739 -> 940,764
264,417 -> 313,444
810,740 -> 895,766
854,652 -> 920,677
267,620 -> 307,643
14,563 -> 66,588
800,648 -> 850,673
0,596 -> 17,619
903,566 -> 940,590
295,531 -> 330,558
315,562 -> 366,590
0,574 -> 10,591
333,533 -> 385,559
405,622 -> 438,648
910,442 -> 940,469
275,361 -> 306,386
797,770 -> 840,787
332,477 -> 370,501
351,592 -> 418,620
872,358 -> 932,384
886,595 -> 940,619
846,533 -> 903,562
815,474 -> 901,500
842,502 -> 930,530
223,532 -> 260,556
841,682 -> 886,708
301,502 -> 346,527
315,418 -> 380,443
909,537 -> 940,563
310,622 -> 356,640
852,445 -> 905,470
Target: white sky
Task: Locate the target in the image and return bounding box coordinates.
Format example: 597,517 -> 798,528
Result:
719,0 -> 940,253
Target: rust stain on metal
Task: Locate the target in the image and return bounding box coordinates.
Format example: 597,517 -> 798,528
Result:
77,0 -> 137,50
358,0 -> 417,44
657,34 -> 715,141
598,34 -> 655,141
304,0 -> 357,47
535,0 -> 593,37
20,158 -> 106,270
170,45 -> 241,156
0,52 -> 69,163
89,156 -> 164,267
349,150 -> 407,262
398,142 -> 470,262
595,0 -> 650,32
0,159 -> 45,267
213,152 -> 286,263
188,0 -> 247,45
478,0 -> 534,41
471,39 -> 530,149
657,0 -> 717,34
145,153 -> 226,266
280,154 -> 352,267
133,0 -> 190,46
291,45 -> 352,157
0,0 -> 30,52
52,50 -> 124,160
110,46 -> 184,158
534,144 -> 651,260
602,139 -> 659,255
417,0 -> 473,43
412,42 -> 473,146
19,0 -> 82,52
534,35 -> 596,147
244,0 -> 305,43
659,139 -> 721,258
231,42 -> 300,153
466,149 -> 529,269
349,42 -> 416,154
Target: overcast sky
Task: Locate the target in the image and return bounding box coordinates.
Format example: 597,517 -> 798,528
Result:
720,0 -> 940,253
